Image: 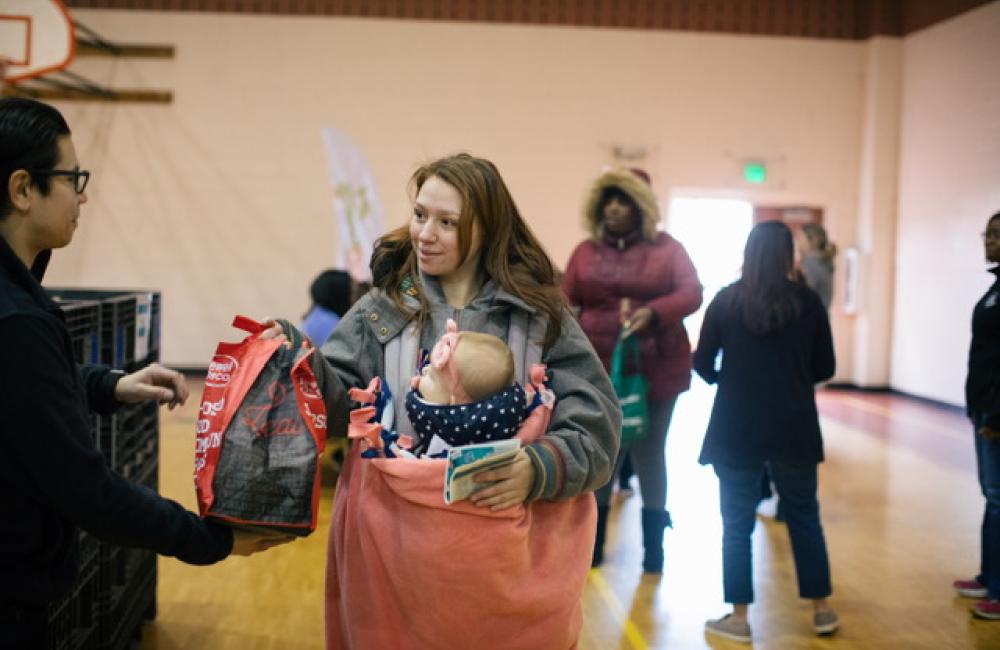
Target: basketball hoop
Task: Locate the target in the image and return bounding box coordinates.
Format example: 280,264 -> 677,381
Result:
0,0 -> 75,82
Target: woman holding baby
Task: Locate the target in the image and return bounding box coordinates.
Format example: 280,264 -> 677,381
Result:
266,153 -> 620,649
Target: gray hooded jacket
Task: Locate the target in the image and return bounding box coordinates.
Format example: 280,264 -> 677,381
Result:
312,275 -> 621,500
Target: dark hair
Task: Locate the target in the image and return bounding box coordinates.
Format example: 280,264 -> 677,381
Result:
371,153 -> 564,346
310,269 -> 352,317
734,221 -> 802,336
0,98 -> 71,218
990,211 -> 1000,225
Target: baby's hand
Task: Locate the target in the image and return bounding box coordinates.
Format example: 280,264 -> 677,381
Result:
469,450 -> 535,511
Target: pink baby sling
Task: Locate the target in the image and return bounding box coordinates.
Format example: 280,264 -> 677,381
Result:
325,313 -> 597,650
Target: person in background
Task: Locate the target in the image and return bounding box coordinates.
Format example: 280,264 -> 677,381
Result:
954,210 -> 1000,621
762,221 -> 837,522
797,222 -> 836,310
301,269 -> 360,480
0,97 -> 282,649
617,452 -> 636,497
562,167 -> 702,573
300,268 -> 352,346
694,220 -> 838,643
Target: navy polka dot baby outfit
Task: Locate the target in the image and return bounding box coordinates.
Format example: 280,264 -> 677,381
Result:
405,383 -> 527,449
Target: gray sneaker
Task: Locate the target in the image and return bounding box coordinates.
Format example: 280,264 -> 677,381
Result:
705,614 -> 752,643
814,609 -> 840,635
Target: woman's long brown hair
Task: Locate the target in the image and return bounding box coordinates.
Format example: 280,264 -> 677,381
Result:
370,153 -> 564,346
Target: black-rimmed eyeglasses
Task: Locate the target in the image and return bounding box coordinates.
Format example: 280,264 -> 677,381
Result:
29,169 -> 91,194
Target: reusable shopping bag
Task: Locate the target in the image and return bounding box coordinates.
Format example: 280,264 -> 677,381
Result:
610,330 -> 649,446
194,316 -> 327,535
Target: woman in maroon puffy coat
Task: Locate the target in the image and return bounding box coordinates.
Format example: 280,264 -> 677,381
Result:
562,168 -> 702,572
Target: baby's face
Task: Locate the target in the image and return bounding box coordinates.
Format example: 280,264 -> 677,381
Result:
418,363 -> 452,404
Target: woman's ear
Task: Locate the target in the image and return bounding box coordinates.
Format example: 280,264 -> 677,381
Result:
7,169 -> 33,213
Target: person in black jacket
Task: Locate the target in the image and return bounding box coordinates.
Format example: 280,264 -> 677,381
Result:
693,220 -> 838,643
0,97 -> 285,648
954,210 -> 1000,620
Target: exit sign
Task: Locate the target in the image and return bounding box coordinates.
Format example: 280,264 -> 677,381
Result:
744,162 -> 767,184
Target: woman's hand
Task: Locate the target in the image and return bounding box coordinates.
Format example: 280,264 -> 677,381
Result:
623,306 -> 655,338
230,530 -> 295,556
256,318 -> 288,343
469,450 -> 535,511
113,363 -> 190,410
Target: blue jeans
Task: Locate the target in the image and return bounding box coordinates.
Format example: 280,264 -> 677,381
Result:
974,414 -> 1000,599
714,462 -> 832,604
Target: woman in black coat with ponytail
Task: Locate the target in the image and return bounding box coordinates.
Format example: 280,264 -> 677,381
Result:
693,220 -> 838,643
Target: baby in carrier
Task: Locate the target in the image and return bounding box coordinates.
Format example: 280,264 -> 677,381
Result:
406,320 -> 537,456
348,319 -> 551,461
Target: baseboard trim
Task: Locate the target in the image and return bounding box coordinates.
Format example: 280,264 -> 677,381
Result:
824,382 -> 891,393
823,382 -> 964,415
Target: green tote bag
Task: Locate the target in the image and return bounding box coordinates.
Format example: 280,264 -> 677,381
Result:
610,331 -> 649,446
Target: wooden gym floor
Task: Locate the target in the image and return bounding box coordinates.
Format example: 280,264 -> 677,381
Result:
138,379 -> 1000,649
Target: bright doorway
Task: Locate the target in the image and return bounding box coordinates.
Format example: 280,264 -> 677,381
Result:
665,197 -> 754,342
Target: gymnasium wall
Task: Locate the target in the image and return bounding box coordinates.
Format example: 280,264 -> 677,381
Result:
890,2 -> 1000,405
48,9 -> 867,370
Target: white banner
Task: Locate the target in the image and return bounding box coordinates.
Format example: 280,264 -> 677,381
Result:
320,127 -> 385,281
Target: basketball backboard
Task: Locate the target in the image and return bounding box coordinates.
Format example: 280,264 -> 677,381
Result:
0,0 -> 74,82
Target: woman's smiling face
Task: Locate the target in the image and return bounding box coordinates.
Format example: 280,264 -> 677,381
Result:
410,175 -> 482,280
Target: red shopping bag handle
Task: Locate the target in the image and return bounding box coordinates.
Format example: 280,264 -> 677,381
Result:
232,315 -> 267,335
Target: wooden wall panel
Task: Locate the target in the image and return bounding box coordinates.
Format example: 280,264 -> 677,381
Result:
63,0 -> 996,39
901,0 -> 995,34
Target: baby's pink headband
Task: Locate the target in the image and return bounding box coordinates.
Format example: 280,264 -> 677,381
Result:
429,319 -> 472,404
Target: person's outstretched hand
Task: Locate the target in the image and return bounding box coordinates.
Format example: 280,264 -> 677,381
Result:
257,318 -> 289,344
114,363 -> 190,410
623,306 -> 655,338
230,530 -> 296,556
470,450 -> 536,511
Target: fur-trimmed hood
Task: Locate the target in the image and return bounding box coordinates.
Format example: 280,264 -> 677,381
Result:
583,168 -> 660,242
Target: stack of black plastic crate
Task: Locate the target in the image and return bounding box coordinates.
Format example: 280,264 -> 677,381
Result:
47,289 -> 162,650
47,298 -> 102,650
